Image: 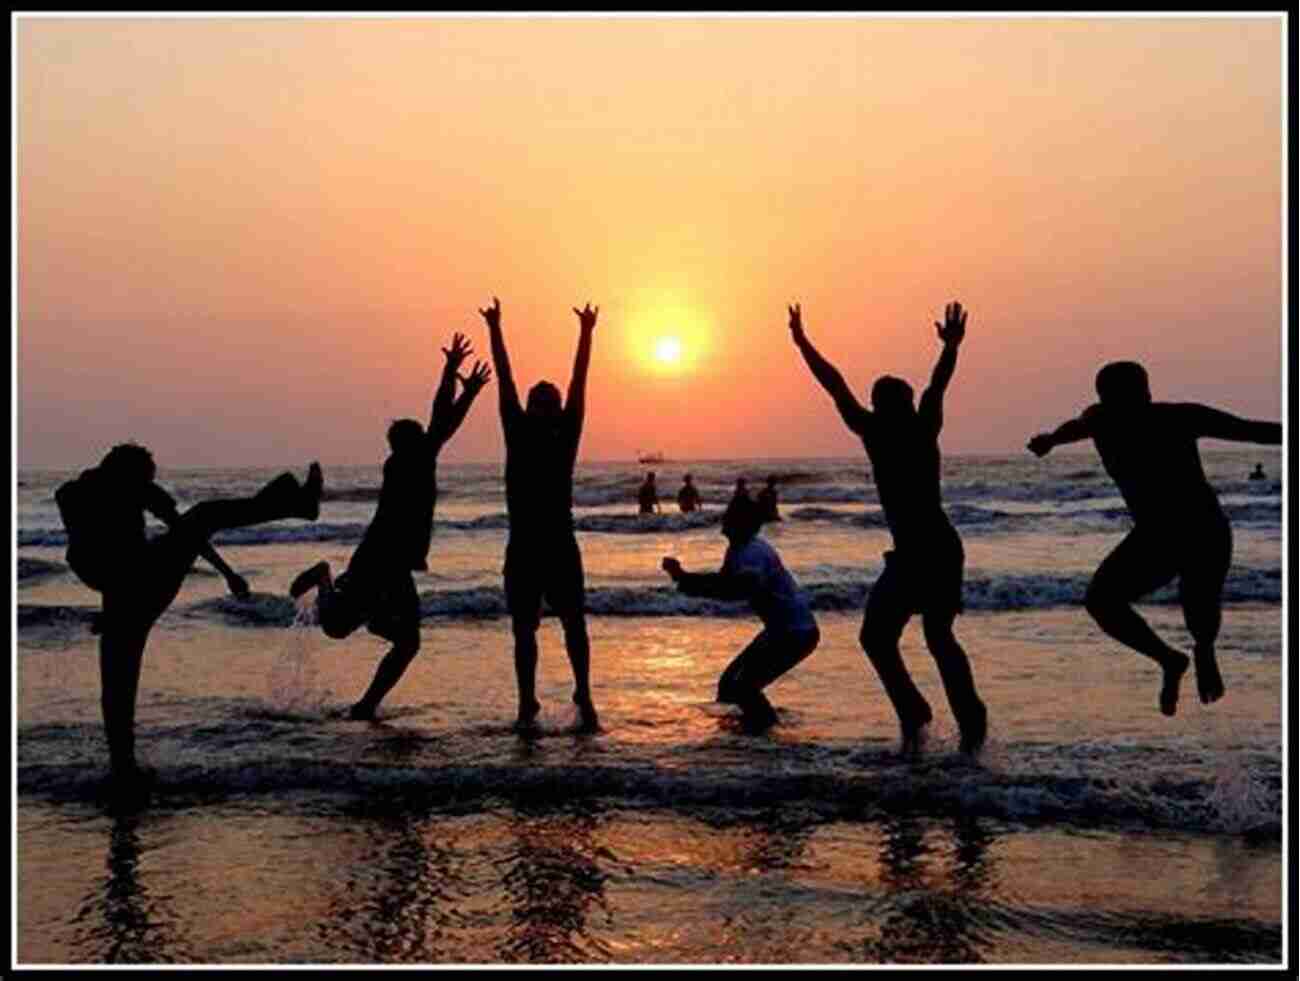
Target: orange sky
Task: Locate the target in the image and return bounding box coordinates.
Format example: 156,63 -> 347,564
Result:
17,16 -> 1284,468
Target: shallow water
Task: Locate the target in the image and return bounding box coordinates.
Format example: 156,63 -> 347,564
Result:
16,451 -> 1284,964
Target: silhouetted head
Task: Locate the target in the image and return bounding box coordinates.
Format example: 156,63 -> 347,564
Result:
526,381 -> 563,422
871,376 -> 915,419
100,443 -> 156,489
1095,361 -> 1151,408
721,492 -> 762,544
766,475 -> 777,489
646,471 -> 656,483
735,477 -> 748,494
684,474 -> 694,485
387,418 -> 426,455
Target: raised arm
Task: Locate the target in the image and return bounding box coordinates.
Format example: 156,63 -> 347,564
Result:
433,361 -> 493,450
145,484 -> 249,597
428,332 -> 471,443
480,297 -> 522,426
1027,409 -> 1096,457
787,303 -> 871,437
917,301 -> 966,435
1180,404 -> 1282,445
565,303 -> 598,432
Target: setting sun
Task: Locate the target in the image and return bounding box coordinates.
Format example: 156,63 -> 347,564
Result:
654,336 -> 683,364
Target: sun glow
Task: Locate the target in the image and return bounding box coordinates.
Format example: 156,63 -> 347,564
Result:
654,336 -> 683,364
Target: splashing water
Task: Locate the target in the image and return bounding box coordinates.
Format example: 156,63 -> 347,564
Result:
265,591 -> 335,717
1200,708 -> 1279,835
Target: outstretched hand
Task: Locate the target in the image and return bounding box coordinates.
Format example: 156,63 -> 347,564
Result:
661,557 -> 683,581
442,332 -> 473,370
935,301 -> 967,346
1027,434 -> 1053,458
788,303 -> 806,343
458,360 -> 493,394
573,303 -> 599,331
478,297 -> 501,331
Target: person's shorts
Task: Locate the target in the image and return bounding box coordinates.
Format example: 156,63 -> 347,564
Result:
503,532 -> 586,630
318,566 -> 420,646
876,531 -> 965,619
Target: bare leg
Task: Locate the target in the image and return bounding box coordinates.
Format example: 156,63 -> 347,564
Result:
512,620 -> 542,731
560,613 -> 599,733
718,628 -> 818,732
350,640 -> 420,720
1085,531 -> 1185,716
862,568 -> 931,753
99,618 -> 149,779
922,613 -> 987,754
1182,518 -> 1233,705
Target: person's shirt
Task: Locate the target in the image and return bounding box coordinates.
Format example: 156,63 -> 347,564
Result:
502,414 -> 582,537
358,443 -> 437,571
722,536 -> 817,634
56,468 -> 177,583
1081,401 -> 1227,526
860,416 -> 947,548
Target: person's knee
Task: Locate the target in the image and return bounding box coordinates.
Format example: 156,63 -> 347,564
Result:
1083,576 -> 1114,622
560,614 -> 589,649
921,617 -> 958,652
860,618 -> 900,661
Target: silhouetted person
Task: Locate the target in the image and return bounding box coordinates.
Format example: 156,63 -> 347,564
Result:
638,471 -> 660,515
1249,463 -> 1267,481
662,494 -> 819,731
756,475 -> 782,523
677,473 -> 701,513
482,297 -> 600,733
1029,361 -> 1281,714
56,444 -> 322,784
290,333 -> 491,721
789,301 -> 987,755
731,477 -> 749,506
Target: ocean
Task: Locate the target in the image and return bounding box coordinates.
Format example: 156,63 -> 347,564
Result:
15,450 -> 1284,964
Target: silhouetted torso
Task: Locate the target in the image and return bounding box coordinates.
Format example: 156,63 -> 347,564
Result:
1084,402 -> 1225,529
356,443 -> 437,572
503,415 -> 581,538
861,420 -> 952,549
56,468 -> 175,587
678,485 -> 699,513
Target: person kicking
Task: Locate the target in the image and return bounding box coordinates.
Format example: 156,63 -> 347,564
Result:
481,297 -> 600,733
662,493 -> 820,731
1028,361 -> 1281,716
789,300 -> 987,755
290,333 -> 491,721
56,444 -> 322,784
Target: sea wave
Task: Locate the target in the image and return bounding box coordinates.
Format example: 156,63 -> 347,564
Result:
14,740 -> 1280,839
151,565 -> 1281,629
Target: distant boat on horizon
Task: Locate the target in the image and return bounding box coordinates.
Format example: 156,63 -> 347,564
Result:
637,450 -> 667,464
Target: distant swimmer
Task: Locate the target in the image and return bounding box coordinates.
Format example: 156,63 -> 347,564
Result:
1249,463 -> 1266,481
57,444 -> 322,786
638,471 -> 661,515
756,475 -> 782,523
290,332 -> 490,721
1029,361 -> 1281,716
662,494 -> 819,731
731,477 -> 749,505
677,474 -> 701,513
790,300 -> 987,755
483,297 -> 601,734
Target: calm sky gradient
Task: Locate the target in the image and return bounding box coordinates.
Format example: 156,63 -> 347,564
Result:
17,16 -> 1284,468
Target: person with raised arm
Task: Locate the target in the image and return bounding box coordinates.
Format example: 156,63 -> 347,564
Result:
290,332 -> 492,721
662,493 -> 819,731
789,300 -> 987,755
481,297 -> 601,733
1028,361 -> 1281,715
56,445 -> 323,786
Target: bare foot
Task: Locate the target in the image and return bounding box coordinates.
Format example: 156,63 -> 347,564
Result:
1159,653 -> 1190,716
1194,648 -> 1225,705
959,702 -> 988,756
348,702 -> 376,722
900,704 -> 933,757
514,698 -> 542,734
572,694 -> 600,734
